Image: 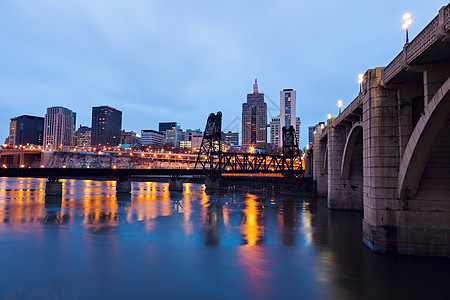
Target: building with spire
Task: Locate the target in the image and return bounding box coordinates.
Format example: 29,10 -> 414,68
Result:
242,79 -> 267,147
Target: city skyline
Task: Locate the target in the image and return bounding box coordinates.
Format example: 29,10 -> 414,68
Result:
0,0 -> 444,147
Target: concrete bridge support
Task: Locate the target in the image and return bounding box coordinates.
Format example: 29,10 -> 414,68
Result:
313,127 -> 327,196
45,181 -> 62,196
168,177 -> 183,191
362,68 -> 403,254
327,119 -> 347,209
116,181 -> 132,193
326,117 -> 363,210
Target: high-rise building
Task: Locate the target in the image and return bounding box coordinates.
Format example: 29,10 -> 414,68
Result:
43,106 -> 76,150
224,131 -> 239,146
275,89 -> 300,148
242,79 -> 267,147
91,106 -> 122,148
141,130 -> 165,148
8,115 -> 44,147
270,116 -> 281,146
280,89 -> 296,130
159,122 -> 180,134
308,125 -> 317,146
76,126 -> 91,147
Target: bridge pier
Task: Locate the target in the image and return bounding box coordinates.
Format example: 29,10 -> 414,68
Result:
205,176 -> 227,191
326,118 -> 363,210
45,180 -> 62,196
313,127 -> 328,196
168,176 -> 183,191
116,181 -> 131,193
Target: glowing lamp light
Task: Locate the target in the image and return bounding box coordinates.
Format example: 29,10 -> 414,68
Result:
338,100 -> 343,108
402,13 -> 412,28
112,166 -> 117,169
327,114 -> 332,120
403,13 -> 412,43
358,74 -> 364,84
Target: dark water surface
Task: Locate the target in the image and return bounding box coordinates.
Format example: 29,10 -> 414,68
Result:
0,178 -> 448,299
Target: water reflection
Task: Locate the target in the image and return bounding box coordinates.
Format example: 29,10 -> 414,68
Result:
0,178 -> 448,299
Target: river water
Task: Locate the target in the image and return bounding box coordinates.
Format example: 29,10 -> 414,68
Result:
0,178 -> 448,299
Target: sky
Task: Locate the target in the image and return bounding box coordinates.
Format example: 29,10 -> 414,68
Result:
0,0 -> 447,148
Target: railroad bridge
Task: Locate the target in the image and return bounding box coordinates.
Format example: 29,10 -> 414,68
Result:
312,5 -> 450,256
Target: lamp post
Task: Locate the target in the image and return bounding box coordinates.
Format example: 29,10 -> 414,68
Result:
327,114 -> 331,120
358,74 -> 364,92
337,100 -> 343,114
403,13 -> 412,44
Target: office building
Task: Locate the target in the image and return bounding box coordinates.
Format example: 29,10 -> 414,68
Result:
308,125 -> 317,146
224,131 -> 239,146
159,122 -> 180,134
141,130 -> 165,148
191,131 -> 203,152
270,116 -> 281,146
76,126 -> 91,147
8,115 -> 44,147
43,106 -> 76,150
165,129 -> 187,148
91,106 -> 122,148
242,79 -> 267,147
280,89 -> 297,132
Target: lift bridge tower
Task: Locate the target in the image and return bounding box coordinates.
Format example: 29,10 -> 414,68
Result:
194,111 -> 223,174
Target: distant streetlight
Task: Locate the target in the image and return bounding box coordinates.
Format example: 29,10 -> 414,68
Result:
327,114 -> 332,120
337,100 -> 343,114
358,74 -> 364,92
403,13 -> 412,44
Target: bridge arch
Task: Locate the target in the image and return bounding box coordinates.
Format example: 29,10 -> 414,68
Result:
399,76 -> 450,200
341,121 -> 363,179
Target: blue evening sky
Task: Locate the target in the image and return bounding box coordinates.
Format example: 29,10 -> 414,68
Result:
0,0 -> 446,147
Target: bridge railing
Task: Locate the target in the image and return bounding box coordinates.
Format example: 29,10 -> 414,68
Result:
383,5 -> 449,84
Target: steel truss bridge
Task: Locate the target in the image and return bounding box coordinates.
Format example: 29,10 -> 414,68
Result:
0,111 -> 303,180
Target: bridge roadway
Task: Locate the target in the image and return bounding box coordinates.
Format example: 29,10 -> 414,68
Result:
310,5 -> 450,257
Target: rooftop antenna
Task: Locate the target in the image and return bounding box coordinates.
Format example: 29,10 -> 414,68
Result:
253,78 -> 259,93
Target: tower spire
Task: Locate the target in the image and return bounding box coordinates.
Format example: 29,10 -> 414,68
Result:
253,78 -> 259,93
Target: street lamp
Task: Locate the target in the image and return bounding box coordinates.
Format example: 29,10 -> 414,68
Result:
327,114 -> 332,120
403,13 -> 412,44
358,74 -> 364,92
337,100 -> 343,114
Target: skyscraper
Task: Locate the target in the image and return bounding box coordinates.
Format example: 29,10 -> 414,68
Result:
43,106 -> 76,150
242,79 -> 267,147
277,89 -> 300,147
8,115 -> 44,147
91,106 -> 122,148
